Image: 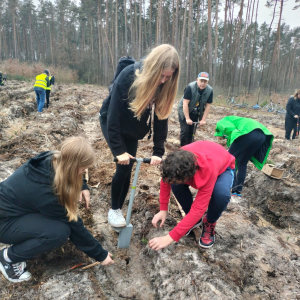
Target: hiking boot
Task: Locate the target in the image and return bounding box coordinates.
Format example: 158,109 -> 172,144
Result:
108,209 -> 127,227
185,217 -> 203,236
199,215 -> 216,249
0,248 -> 32,283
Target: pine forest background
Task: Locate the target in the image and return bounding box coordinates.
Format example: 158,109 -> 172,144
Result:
0,0 -> 299,97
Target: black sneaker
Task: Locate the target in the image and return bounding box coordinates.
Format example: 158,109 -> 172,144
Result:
185,217 -> 203,236
0,248 -> 32,283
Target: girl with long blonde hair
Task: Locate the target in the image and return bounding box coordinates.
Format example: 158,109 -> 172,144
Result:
99,44 -> 180,228
0,137 -> 114,283
285,89 -> 300,140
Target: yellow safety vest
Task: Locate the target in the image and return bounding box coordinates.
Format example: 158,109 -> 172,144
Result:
34,74 -> 48,89
45,76 -> 52,91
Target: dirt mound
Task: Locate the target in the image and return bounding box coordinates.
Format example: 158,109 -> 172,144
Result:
1,82 -> 300,299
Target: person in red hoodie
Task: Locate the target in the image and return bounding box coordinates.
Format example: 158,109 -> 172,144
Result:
149,141 -> 235,250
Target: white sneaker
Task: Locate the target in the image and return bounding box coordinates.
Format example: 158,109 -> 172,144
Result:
108,209 -> 127,227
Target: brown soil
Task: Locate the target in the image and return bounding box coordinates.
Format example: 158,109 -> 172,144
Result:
0,81 -> 300,300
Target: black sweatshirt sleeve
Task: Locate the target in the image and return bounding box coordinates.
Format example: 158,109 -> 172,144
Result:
38,201 -> 108,262
107,66 -> 135,157
45,76 -> 50,87
286,97 -> 296,118
207,90 -> 213,104
183,86 -> 192,100
152,114 -> 168,157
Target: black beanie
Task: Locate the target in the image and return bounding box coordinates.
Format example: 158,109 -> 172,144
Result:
44,70 -> 49,75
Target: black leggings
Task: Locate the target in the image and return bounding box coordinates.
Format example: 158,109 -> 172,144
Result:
100,116 -> 138,209
45,90 -> 51,108
0,213 -> 70,263
229,129 -> 266,193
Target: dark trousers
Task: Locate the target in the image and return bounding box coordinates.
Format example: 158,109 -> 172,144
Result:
0,213 -> 71,263
179,112 -> 199,147
100,116 -> 138,209
285,117 -> 299,140
229,129 -> 266,194
171,167 -> 234,223
45,90 -> 51,108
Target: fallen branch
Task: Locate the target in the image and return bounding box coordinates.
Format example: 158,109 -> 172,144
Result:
172,193 -> 186,217
82,261 -> 100,270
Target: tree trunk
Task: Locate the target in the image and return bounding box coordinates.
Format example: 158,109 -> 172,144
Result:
268,0 -> 284,95
138,0 -> 142,59
247,0 -> 259,94
186,0 -> 193,83
207,0 -> 213,82
115,0 -> 118,67
124,0 -> 128,54
180,0 -> 187,85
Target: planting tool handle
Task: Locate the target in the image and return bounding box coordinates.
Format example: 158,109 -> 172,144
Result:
113,157 -> 152,164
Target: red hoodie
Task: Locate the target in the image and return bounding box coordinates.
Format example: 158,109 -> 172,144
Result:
159,141 -> 235,242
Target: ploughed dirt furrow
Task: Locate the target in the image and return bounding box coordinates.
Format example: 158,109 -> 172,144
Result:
0,81 -> 299,300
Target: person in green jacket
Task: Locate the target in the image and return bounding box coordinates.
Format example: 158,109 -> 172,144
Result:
215,116 -> 274,196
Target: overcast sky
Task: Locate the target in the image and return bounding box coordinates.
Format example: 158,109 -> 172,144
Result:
246,0 -> 299,30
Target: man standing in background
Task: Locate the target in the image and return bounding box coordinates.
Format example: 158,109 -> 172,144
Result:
177,72 -> 213,146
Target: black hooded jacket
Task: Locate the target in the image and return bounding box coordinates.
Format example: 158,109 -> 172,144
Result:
286,96 -> 300,120
100,63 -> 168,157
0,151 -> 108,262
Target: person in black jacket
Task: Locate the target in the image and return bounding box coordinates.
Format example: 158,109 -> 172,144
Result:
285,89 -> 300,140
0,71 -> 5,86
0,137 -> 114,283
99,44 -> 180,228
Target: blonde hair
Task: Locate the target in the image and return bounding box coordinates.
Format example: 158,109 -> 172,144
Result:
52,137 -> 95,222
293,89 -> 300,100
129,44 -> 180,120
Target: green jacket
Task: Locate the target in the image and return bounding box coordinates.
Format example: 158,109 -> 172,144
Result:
214,116 -> 274,170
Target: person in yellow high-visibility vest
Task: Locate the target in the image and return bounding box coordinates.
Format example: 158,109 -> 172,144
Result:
45,74 -> 55,109
33,70 -> 50,112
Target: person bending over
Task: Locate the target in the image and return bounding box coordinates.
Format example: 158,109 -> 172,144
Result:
149,141 -> 235,251
0,137 -> 114,283
215,116 -> 274,197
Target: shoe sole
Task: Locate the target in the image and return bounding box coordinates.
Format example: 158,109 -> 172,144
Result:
108,223 -> 126,228
185,219 -> 203,236
0,263 -> 32,283
199,237 -> 215,249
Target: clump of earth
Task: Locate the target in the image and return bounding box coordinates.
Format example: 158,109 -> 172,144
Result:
0,81 -> 299,300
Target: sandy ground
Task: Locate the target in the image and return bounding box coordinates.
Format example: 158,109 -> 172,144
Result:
0,81 -> 300,300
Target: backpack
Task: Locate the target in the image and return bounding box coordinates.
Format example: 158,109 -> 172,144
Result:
100,56 -> 139,118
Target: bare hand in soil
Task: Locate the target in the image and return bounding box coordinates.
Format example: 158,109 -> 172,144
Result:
116,152 -> 135,165
79,189 -> 91,209
101,252 -> 115,266
152,210 -> 167,228
150,156 -> 162,165
149,234 -> 174,251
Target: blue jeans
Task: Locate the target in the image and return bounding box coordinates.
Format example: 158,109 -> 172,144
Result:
171,167 -> 234,223
34,87 -> 46,112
